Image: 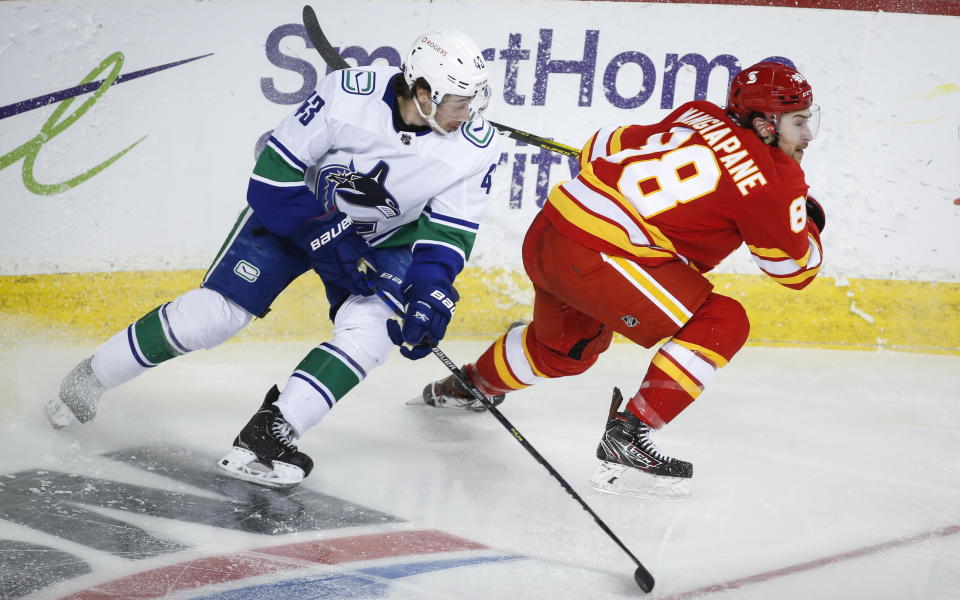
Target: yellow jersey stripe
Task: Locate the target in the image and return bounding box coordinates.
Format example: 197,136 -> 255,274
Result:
578,169 -> 677,253
772,266 -> 821,286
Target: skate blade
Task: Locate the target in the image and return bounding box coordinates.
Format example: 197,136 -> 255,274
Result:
45,396 -> 76,430
588,461 -> 691,500
215,447 -> 306,489
405,395 -> 429,407
405,395 -> 486,412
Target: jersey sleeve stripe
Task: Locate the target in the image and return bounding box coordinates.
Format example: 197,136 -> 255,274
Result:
249,173 -> 308,188
411,239 -> 467,262
767,265 -> 821,287
548,184 -> 678,262
423,207 -> 480,231
368,223 -> 415,246
562,179 -> 652,245
609,125 -> 629,155
550,183 -> 649,248
579,131 -> 599,172
749,235 -> 822,275
267,136 -> 308,172
588,127 -> 614,161
253,145 -> 309,183
578,167 -> 675,251
747,244 -> 804,261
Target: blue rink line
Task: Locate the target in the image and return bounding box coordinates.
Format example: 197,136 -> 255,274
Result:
192,554 -> 525,600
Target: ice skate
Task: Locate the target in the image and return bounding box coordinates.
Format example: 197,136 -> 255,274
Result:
588,387 -> 692,499
413,369 -> 505,412
46,357 -> 105,429
216,386 -> 314,488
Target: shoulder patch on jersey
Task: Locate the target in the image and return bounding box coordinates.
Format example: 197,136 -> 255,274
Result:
340,69 -> 376,95
460,118 -> 495,148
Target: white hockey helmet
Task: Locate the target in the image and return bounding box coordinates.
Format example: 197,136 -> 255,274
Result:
403,28 -> 491,134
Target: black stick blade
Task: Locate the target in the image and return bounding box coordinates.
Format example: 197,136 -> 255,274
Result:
302,5 -> 349,71
634,565 -> 655,593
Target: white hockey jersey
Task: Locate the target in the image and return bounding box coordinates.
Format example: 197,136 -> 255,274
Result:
246,66 -> 500,279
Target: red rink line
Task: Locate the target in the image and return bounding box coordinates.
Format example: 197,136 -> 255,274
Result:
660,524 -> 960,600
575,0 -> 960,17
58,530 -> 486,600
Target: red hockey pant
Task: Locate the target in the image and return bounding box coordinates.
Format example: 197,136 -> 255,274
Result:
469,213 -> 750,427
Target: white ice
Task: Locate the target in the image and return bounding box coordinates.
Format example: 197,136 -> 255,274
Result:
2,340 -> 959,599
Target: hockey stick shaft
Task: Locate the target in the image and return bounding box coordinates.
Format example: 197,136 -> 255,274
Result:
357,261 -> 654,592
485,120 -> 580,157
301,5 -> 581,158
424,345 -> 654,593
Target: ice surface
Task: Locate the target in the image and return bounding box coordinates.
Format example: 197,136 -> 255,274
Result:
2,341 -> 958,599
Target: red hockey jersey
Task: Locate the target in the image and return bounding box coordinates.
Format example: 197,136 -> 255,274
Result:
542,100 -> 822,290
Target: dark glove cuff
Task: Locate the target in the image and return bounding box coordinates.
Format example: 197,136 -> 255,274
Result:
806,197 -> 826,234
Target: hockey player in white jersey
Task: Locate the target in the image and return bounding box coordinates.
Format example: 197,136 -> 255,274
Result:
46,29 -> 500,488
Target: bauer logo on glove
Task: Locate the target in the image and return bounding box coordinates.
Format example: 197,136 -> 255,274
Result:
307,215 -> 354,250
429,289 -> 456,313
386,279 -> 460,360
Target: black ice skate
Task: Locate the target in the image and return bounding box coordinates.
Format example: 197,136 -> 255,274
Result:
217,386 -> 314,488
417,369 -> 505,412
588,387 -> 693,499
46,357 -> 105,429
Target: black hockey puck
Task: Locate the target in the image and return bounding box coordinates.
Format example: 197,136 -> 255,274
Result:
634,565 -> 655,593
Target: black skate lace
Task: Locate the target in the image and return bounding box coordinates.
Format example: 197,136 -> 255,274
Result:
635,426 -> 667,461
271,420 -> 297,452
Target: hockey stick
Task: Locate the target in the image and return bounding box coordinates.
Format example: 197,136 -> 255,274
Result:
422,342 -> 655,593
301,5 -> 581,158
358,262 -> 655,593
484,120 -> 580,157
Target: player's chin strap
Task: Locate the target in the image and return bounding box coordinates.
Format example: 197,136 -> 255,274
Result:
412,97 -> 454,136
356,257 -> 656,593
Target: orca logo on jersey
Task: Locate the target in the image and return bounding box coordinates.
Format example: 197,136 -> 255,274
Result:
315,160 -> 401,220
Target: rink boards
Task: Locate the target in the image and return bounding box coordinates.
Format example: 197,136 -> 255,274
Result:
2,267 -> 958,354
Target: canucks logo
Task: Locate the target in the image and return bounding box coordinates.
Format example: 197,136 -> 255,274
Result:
315,160 -> 400,220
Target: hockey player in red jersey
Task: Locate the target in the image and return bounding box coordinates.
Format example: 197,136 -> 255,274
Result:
421,60 -> 825,497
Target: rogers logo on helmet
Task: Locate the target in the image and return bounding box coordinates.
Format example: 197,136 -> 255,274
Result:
422,37 -> 448,56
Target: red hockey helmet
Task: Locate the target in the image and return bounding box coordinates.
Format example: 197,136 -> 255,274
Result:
727,61 -> 813,122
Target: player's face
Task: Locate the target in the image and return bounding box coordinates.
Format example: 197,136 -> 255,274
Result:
777,106 -> 819,162
433,94 -> 474,132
